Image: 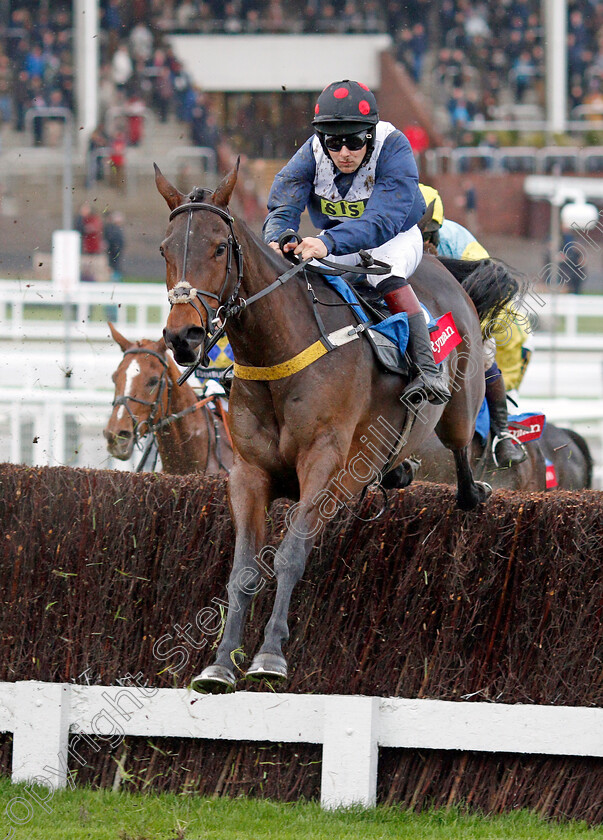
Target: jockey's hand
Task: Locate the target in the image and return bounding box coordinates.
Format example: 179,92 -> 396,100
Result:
292,236 -> 328,261
268,241 -> 281,252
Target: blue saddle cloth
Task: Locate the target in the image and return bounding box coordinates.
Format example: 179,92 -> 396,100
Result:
323,274 -> 437,358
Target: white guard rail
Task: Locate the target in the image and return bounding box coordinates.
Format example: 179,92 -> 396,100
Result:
1,281 -> 603,349
0,682 -> 601,809
1,281 -> 603,479
0,388 -> 132,471
0,281 -> 170,343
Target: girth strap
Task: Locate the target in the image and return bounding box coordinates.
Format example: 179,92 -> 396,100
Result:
233,324 -> 362,381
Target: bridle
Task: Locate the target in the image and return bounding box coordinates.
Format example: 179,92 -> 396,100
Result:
167,196 -> 244,337
166,194 -> 391,385
113,345 -> 229,472
112,347 -> 173,442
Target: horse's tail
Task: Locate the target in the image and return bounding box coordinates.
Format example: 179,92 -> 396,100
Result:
438,257 -> 520,333
562,427 -> 594,489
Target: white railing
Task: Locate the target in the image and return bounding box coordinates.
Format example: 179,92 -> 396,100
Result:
2,282 -> 603,349
0,280 -> 169,343
0,388 -> 131,471
1,281 -> 603,476
1,681 -> 601,810
425,145 -> 603,175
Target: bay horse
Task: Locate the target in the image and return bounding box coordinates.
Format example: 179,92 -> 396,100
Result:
408,432 -> 546,491
540,423 -> 593,489
103,322 -> 232,475
155,162 -> 517,692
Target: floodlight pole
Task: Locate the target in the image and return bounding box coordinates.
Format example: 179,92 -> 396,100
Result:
74,0 -> 99,155
544,0 -> 568,139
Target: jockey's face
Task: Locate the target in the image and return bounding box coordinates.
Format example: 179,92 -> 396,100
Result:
327,143 -> 367,174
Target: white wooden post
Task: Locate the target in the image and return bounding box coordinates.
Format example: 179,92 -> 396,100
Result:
12,682 -> 71,789
321,695 -> 379,809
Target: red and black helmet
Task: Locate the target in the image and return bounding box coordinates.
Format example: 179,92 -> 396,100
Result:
312,80 -> 379,135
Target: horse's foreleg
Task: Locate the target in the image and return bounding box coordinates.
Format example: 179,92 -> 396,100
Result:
247,447 -> 343,682
453,446 -> 492,511
192,461 -> 271,693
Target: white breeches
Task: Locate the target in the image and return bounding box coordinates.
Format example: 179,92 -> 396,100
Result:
317,224 -> 424,288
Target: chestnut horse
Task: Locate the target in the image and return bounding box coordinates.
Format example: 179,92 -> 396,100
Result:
103,323 -> 232,475
155,162 -> 517,692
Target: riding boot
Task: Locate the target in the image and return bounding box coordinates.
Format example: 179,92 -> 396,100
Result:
382,281 -> 451,406
485,374 -> 527,467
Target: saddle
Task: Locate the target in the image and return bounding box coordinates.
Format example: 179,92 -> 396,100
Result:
326,272 -> 440,377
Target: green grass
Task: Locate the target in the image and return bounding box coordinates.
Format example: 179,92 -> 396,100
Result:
0,781 -> 601,840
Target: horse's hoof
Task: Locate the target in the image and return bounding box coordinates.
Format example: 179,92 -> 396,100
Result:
191,664 -> 236,694
245,652 -> 288,682
457,481 -> 493,511
476,480 -> 493,502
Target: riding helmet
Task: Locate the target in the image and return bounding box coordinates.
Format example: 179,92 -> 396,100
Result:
312,80 -> 379,135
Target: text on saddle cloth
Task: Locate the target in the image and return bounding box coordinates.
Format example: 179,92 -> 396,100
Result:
475,401 -> 546,447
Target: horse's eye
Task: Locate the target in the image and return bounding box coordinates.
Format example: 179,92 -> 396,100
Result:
215,244 -> 227,258
147,377 -> 160,388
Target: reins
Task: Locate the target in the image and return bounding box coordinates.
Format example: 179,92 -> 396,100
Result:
164,201 -> 417,510
167,207 -> 391,386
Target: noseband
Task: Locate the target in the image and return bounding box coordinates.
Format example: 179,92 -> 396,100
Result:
167,196 -> 244,335
112,347 -> 172,441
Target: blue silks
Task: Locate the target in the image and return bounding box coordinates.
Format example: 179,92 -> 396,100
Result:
370,312 -> 410,353
371,304 -> 437,358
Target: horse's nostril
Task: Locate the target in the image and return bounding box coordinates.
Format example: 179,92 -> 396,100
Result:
186,326 -> 206,345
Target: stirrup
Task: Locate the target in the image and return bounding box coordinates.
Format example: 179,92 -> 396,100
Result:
491,432 -> 527,468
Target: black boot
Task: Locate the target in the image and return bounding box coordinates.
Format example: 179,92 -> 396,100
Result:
383,285 -> 451,406
486,375 -> 527,467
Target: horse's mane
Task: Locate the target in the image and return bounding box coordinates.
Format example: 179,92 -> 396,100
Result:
438,257 -> 520,331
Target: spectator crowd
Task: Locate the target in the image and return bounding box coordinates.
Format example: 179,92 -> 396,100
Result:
1,0 -> 603,160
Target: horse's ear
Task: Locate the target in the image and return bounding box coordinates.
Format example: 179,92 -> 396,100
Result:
154,162 -> 185,212
153,336 -> 167,354
418,199 -> 435,233
211,157 -> 240,208
108,321 -> 131,352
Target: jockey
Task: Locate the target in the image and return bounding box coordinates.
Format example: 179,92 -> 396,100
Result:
262,79 -> 451,406
419,183 -> 530,468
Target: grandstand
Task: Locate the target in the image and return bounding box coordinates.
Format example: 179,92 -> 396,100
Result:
1,1 -> 602,246
1,0 -> 603,477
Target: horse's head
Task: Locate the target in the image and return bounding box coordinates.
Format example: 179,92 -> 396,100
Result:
103,322 -> 170,460
155,161 -> 241,366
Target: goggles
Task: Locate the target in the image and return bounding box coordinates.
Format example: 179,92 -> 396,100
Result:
323,130 -> 371,152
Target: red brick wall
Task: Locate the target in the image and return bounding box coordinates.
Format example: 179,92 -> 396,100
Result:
428,174 -> 529,237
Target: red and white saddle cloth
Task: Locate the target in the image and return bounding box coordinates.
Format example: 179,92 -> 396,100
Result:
429,311 -> 463,364
507,413 -> 546,444
508,412 -> 558,486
